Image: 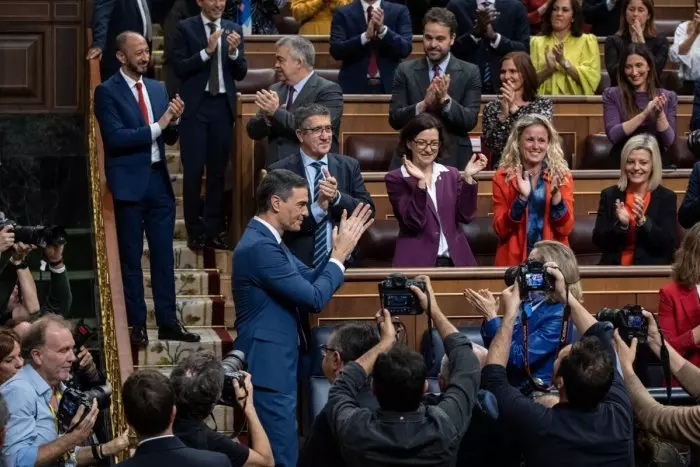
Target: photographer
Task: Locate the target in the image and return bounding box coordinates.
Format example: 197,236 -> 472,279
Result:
481,266 -> 634,466
616,308 -> 700,451
465,240 -> 580,391
0,242 -> 72,324
326,276 -> 481,465
170,351 -> 273,467
1,315 -> 128,466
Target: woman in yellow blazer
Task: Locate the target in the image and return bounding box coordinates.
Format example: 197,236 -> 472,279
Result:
530,0 -> 601,95
292,0 -> 351,34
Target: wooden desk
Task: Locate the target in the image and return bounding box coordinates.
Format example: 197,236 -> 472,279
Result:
364,169 -> 693,220
317,266 -> 671,350
233,95 -> 693,238
241,35 -> 678,71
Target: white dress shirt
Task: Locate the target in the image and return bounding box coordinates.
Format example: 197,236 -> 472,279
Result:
198,14 -> 240,94
360,0 -> 389,72
138,434 -> 176,447
119,69 -> 162,163
670,21 -> 700,82
253,216 -> 346,272
400,162 -> 451,257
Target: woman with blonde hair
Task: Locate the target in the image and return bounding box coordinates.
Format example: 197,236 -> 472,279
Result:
592,134 -> 677,265
657,223 -> 700,379
465,240 -> 580,391
492,114 -> 575,266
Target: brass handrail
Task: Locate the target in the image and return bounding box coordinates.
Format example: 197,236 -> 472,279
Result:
86,29 -> 134,457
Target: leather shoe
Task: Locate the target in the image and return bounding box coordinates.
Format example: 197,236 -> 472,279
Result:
158,321 -> 201,342
130,325 -> 149,347
187,234 -> 206,251
205,235 -> 232,250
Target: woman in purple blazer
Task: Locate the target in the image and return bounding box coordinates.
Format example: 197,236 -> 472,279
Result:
385,114 -> 488,267
602,43 -> 677,169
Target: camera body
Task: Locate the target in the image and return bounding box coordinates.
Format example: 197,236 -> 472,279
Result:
597,305 -> 648,344
378,273 -> 426,315
505,260 -> 555,298
220,350 -> 247,407
57,385 -> 112,432
0,213 -> 67,247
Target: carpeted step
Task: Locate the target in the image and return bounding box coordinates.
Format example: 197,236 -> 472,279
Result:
145,296 -> 234,328
143,269 -> 220,298
165,148 -> 181,174
132,327 -> 237,367
142,238 -> 232,272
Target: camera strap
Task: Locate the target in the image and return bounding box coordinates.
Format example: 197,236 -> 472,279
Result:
520,285 -> 572,393
655,315 -> 672,404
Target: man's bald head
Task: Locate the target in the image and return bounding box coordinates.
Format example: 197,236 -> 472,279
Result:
115,31 -> 146,54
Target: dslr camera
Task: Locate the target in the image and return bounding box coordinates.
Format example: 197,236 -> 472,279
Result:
378,273 -> 426,315
0,212 -> 67,247
219,350 -> 247,407
597,305 -> 648,344
505,259 -> 555,299
57,384 -> 112,432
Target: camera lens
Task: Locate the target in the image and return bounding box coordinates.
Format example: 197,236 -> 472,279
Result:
85,384 -> 112,410
222,350 -> 246,375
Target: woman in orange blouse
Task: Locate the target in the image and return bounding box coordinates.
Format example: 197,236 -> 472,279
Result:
592,134 -> 677,265
492,114 -> 575,266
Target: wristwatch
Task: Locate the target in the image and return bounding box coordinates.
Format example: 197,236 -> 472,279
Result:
440,96 -> 451,107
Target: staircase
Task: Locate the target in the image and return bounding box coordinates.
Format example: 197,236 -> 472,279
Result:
136,144 -> 238,433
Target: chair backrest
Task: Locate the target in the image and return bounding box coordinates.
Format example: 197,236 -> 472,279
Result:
460,217 -> 498,266
277,16 -> 300,34
344,134 -> 399,171
654,20 -> 681,38
570,215 -> 601,265
236,68 -> 277,94
315,69 -> 339,84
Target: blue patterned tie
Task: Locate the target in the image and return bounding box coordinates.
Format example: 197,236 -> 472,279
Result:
311,161 -> 329,268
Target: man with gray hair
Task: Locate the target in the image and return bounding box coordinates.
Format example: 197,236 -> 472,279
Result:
268,103 -> 374,268
247,36 -> 344,166
170,351 -> 273,467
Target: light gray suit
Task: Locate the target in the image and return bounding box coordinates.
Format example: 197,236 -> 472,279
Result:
389,55 -> 481,169
247,72 -> 344,167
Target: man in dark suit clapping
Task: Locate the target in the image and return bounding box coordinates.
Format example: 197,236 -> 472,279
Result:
389,7 -> 481,169
118,370 -> 232,467
246,36 -> 344,167
94,32 -> 200,346
268,104 -> 375,269
171,0 -> 248,251
447,0 -> 530,94
329,0 -> 413,94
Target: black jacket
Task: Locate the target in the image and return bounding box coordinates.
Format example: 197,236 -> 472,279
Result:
116,436 -> 231,467
326,333 -> 481,466
583,0 -> 622,37
446,0 -> 530,92
679,161 -> 700,229
299,385 -> 378,467
592,185 -> 677,265
173,417 -> 249,467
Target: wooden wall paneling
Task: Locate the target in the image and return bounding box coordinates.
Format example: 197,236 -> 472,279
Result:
0,24 -> 50,111
0,0 -> 84,113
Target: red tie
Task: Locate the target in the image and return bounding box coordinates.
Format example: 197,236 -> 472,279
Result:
135,82 -> 149,124
367,6 -> 379,78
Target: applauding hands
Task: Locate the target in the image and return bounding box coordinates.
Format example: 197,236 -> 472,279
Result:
463,153 -> 488,184
366,5 -> 385,40
615,195 -> 646,228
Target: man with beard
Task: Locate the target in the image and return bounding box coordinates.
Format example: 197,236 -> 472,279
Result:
94,31 -> 201,347
171,0 -> 248,251
246,36 -> 344,167
389,7 -> 481,170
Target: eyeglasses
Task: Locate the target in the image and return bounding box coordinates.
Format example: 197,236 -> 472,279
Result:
413,140 -> 440,151
302,125 -> 333,136
320,344 -> 337,357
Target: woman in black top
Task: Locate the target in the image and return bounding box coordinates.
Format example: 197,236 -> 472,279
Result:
604,0 -> 669,86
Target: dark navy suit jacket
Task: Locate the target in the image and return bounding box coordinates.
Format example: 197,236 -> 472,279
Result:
170,15 -> 248,118
447,0 -> 530,91
329,0 -> 413,94
268,153 -> 375,268
232,219 -> 344,395
90,0 -> 151,78
679,161 -> 700,229
94,71 -> 178,202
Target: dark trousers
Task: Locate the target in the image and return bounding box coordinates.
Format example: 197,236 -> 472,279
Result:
113,164 -> 176,327
179,94 -> 233,238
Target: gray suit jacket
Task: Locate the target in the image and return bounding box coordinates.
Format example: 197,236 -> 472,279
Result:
246,72 -> 344,167
389,55 -> 481,169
